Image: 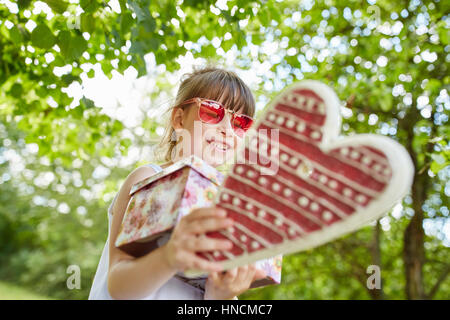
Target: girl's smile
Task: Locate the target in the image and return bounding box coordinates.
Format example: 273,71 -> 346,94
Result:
205,136 -> 232,153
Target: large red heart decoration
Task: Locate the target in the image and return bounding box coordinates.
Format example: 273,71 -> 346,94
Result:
185,80 -> 414,276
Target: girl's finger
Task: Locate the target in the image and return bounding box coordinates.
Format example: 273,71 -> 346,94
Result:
224,267 -> 238,284
253,268 -> 267,281
185,236 -> 233,252
235,265 -> 251,286
185,252 -> 224,273
209,271 -> 220,284
185,207 -> 226,222
185,217 -> 233,235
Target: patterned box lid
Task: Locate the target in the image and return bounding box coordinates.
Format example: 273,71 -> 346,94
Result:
130,155 -> 225,196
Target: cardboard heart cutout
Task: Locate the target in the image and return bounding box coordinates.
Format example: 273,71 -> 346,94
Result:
185,80 -> 414,277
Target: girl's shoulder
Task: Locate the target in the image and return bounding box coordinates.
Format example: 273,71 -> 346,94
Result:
143,163 -> 163,172
110,165 -> 160,216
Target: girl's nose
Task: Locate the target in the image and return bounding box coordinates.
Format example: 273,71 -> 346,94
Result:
217,111 -> 234,135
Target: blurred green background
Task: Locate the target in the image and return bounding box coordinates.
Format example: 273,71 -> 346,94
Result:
0,0 -> 449,300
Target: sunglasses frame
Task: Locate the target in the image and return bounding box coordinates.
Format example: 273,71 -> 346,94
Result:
173,97 -> 254,138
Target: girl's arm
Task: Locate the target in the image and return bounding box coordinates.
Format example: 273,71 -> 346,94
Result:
107,166 -> 234,300
107,166 -> 176,300
204,265 -> 267,300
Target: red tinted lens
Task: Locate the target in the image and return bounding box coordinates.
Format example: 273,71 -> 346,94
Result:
232,114 -> 253,137
199,100 -> 225,124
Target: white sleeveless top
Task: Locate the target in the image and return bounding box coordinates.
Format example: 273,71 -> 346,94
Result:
88,163 -> 205,300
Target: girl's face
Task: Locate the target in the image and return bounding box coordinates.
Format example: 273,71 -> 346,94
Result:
172,98 -> 248,168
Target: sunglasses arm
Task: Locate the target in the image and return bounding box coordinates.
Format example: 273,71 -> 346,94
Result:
173,98 -> 201,109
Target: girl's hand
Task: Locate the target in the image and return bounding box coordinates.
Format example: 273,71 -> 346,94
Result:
161,207 -> 234,274
204,264 -> 267,300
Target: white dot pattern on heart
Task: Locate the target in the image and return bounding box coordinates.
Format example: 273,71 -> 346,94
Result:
296,122 -> 306,132
206,85 -> 396,264
240,235 -> 247,242
245,203 -> 253,210
343,188 -> 353,197
317,102 -> 325,113
323,211 -> 333,221
251,241 -> 259,249
289,157 -> 299,166
373,164 -> 382,172
362,156 -> 372,165
305,98 -> 315,111
232,197 -> 241,206
283,188 -> 292,197
328,180 -> 338,189
222,194 -> 229,201
319,175 -> 328,184
286,120 -> 295,128
350,150 -> 360,159
298,196 -> 309,207
276,116 -> 285,125
356,195 -> 366,203
296,162 -> 313,179
311,131 -> 321,140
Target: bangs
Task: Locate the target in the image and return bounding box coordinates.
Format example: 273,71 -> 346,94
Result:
182,70 -> 255,118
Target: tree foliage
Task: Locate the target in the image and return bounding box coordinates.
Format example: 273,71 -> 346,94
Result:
0,0 -> 448,299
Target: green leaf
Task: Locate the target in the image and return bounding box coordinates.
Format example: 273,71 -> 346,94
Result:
80,13 -> 96,34
147,38 -> 160,51
267,0 -> 281,22
87,69 -> 95,78
9,26 -> 23,43
222,39 -> 234,52
127,0 -> 150,22
61,74 -> 79,86
17,0 -> 32,9
10,83 -> 23,98
380,94 -> 393,112
120,138 -> 132,149
425,79 -> 442,95
120,12 -> 134,34
80,0 -> 100,14
80,97 -> 95,109
438,23 -> 449,45
430,159 -> 448,174
43,0 -> 69,14
259,9 -> 270,26
57,31 -> 88,61
31,24 -> 56,49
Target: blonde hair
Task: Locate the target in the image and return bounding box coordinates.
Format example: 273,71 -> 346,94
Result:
154,65 -> 256,163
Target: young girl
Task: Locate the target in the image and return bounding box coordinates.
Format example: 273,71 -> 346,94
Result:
89,66 -> 267,300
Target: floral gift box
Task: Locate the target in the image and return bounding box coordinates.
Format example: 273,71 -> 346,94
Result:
115,155 -> 282,291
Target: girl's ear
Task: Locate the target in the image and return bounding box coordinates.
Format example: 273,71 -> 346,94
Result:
171,107 -> 184,130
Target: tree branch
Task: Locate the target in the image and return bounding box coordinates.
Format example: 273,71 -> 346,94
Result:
426,264 -> 450,300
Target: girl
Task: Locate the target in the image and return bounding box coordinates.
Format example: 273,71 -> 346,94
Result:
89,66 -> 267,300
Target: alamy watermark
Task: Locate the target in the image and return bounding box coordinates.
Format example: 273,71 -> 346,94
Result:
366,265 -> 382,290
66,264 -> 81,290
